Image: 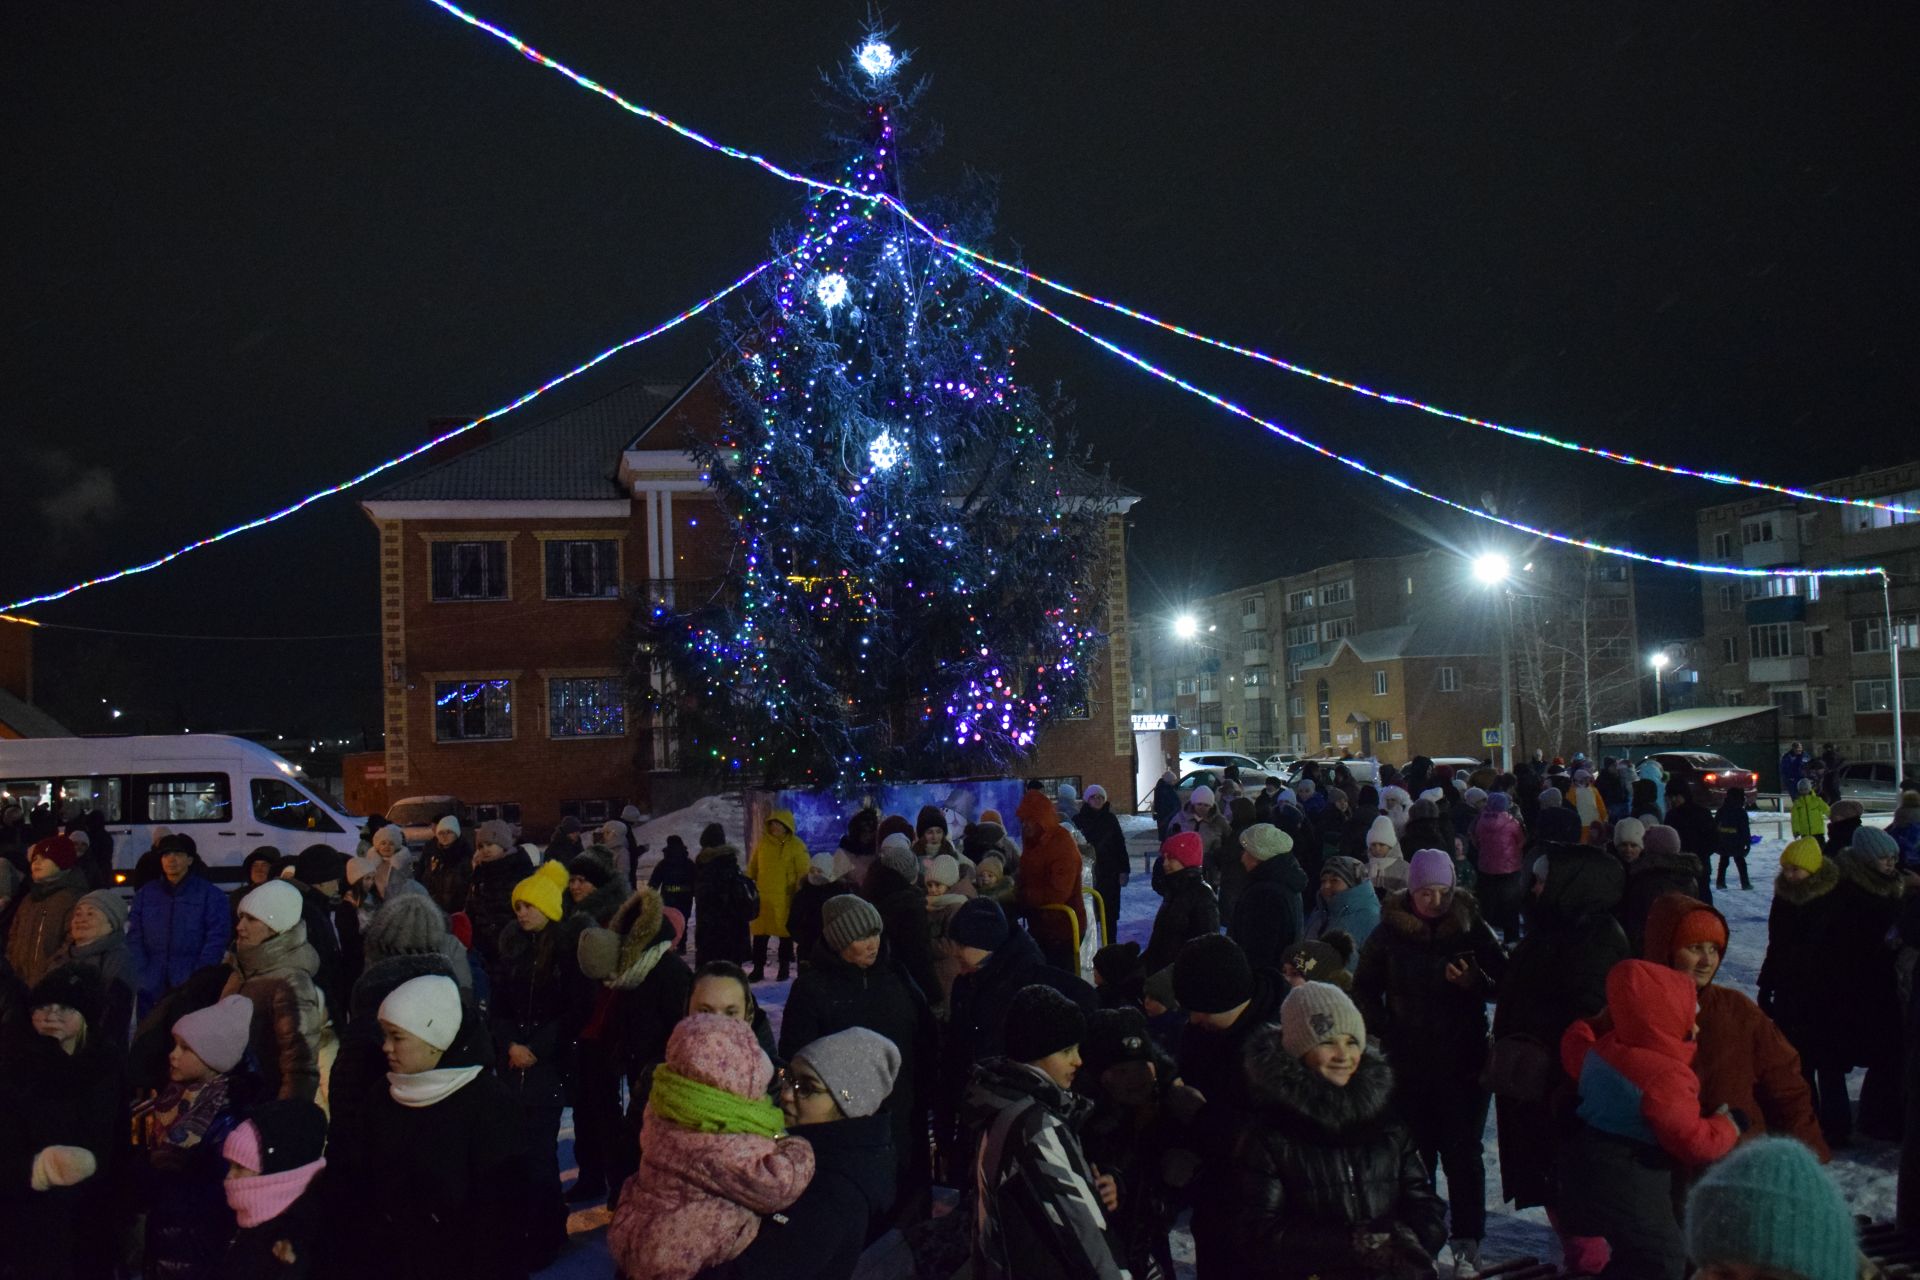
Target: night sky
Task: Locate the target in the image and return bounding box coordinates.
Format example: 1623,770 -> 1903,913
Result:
5,3 -> 1911,738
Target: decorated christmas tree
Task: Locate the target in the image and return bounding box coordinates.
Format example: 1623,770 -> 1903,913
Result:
635,37 -> 1113,789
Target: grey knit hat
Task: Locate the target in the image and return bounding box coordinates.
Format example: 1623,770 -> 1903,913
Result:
877,834 -> 921,884
476,819 -> 515,852
1240,823 -> 1294,862
1279,981 -> 1368,1058
793,1026 -> 901,1118
820,894 -> 883,951
77,888 -> 129,933
577,927 -> 621,981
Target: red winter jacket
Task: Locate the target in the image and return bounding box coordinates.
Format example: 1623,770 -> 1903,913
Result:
1560,959 -> 1739,1168
1015,791 -> 1087,956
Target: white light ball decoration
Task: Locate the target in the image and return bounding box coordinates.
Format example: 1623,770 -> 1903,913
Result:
815,272 -> 849,310
868,429 -> 905,471
856,40 -> 895,78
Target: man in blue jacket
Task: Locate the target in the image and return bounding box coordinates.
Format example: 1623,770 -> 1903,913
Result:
127,832 -> 232,1018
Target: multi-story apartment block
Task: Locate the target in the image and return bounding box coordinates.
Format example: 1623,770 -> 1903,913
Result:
1696,460 -> 1920,767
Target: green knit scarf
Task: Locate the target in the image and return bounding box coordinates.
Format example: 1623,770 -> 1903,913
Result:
649,1066 -> 786,1139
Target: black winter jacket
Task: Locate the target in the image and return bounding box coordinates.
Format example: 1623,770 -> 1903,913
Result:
0,1034 -> 127,1280
1617,850 -> 1706,950
215,1175 -> 324,1280
1825,851 -> 1906,1065
1231,854 -> 1307,972
692,847 -> 757,965
861,864 -> 939,1006
1141,866 -> 1219,974
964,1058 -> 1126,1280
420,838 -> 474,917
710,1111 -> 897,1280
1759,857 -> 1848,1064
487,916 -> 587,1108
463,849 -> 533,968
324,952 -> 470,1173
1227,1033 -> 1447,1279
647,848 -> 697,920
1073,803 -> 1130,879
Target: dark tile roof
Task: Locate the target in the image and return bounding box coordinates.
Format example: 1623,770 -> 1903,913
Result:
0,689 -> 72,737
367,381 -> 683,502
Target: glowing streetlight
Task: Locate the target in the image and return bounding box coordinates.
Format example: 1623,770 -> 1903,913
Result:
1173,614 -> 1199,640
1471,552 -> 1511,586
1650,650 -> 1672,715
1472,552 -> 1515,771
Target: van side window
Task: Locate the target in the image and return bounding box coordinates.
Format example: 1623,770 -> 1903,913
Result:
250,778 -> 343,834
143,776 -> 231,824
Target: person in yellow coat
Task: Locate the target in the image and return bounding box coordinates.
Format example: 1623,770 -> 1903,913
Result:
748,808 -> 810,982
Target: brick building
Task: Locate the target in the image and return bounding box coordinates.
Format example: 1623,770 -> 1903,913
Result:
1695,459 -> 1920,766
361,372 -> 1140,833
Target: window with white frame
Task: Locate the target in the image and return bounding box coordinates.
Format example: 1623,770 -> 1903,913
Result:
1741,576 -> 1802,602
1438,666 -> 1459,693
1717,584 -> 1733,613
1372,670 -> 1389,696
1289,694 -> 1305,719
1285,589 -> 1315,612
434,679 -> 514,741
1176,677 -> 1196,696
1242,596 -> 1264,622
549,676 -> 626,738
1284,623 -> 1317,647
1712,531 -> 1733,558
543,539 -> 621,599
1814,689 -> 1829,719
1721,636 -> 1738,664
1376,718 -> 1392,743
1722,689 -> 1746,706
1244,631 -> 1271,652
1318,580 -> 1353,606
1593,561 -> 1629,582
1843,489 -> 1920,535
1741,516 -> 1778,546
1320,617 -> 1354,642
1748,622 -> 1804,659
1771,687 -> 1809,717
430,540 -> 509,601
1592,596 -> 1631,619
1286,662 -> 1303,686
1852,614 -> 1920,654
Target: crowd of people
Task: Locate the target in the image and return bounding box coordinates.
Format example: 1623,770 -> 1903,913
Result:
0,757 -> 1910,1280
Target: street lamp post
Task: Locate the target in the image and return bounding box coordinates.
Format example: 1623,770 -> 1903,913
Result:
1650,651 -> 1672,716
1472,553 -> 1515,774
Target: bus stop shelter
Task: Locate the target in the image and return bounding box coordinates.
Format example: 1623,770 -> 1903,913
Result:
1593,705 -> 1784,794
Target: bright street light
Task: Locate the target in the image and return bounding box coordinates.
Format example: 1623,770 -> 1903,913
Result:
1471,552 -> 1511,586
1173,614 -> 1199,639
1649,652 -> 1672,671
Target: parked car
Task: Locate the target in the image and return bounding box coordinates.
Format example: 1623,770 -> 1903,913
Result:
385,794 -> 470,848
1285,757 -> 1381,786
1423,756 -> 1486,776
0,734 -> 363,881
1835,761 -> 1905,811
1179,751 -> 1270,780
1638,751 -> 1758,807
1261,753 -> 1301,775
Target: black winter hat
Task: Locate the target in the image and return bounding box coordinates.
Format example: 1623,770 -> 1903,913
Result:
156,832 -> 199,859
246,1099 -> 329,1173
30,964 -> 105,1030
1172,934 -> 1254,1015
293,843 -> 348,886
1092,941 -> 1143,985
242,847 -> 281,877
570,849 -> 614,888
1081,1007 -> 1156,1077
699,822 -> 727,849
663,834 -> 690,857
1003,984 -> 1087,1065
947,898 -> 1010,952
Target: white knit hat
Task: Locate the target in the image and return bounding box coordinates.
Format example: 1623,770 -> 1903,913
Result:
435,815 -> 461,836
378,974 -> 463,1051
1366,815 -> 1398,851
925,854 -> 960,887
237,880 -> 304,935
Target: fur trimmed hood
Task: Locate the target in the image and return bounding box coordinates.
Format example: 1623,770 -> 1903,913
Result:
696,843 -> 743,868
1378,886 -> 1483,944
609,887 -> 667,965
1775,854 -> 1840,905
1242,1024 -> 1396,1136
1837,848 -> 1905,898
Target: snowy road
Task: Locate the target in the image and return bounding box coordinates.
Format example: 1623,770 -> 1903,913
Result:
537,807 -> 1899,1277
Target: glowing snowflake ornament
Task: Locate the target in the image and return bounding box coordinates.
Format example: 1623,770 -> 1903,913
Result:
815,272 -> 849,310
856,40 -> 895,78
868,429 -> 905,471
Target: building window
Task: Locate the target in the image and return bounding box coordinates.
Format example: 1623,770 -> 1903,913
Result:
1591,597 -> 1631,619
549,676 -> 627,738
1852,615 -> 1920,654
544,539 -> 621,599
1741,516 -> 1778,546
561,799 -> 614,824
1376,718 -> 1391,744
1320,617 -> 1354,642
1289,694 -> 1305,719
1810,629 -> 1825,657
1241,596 -> 1263,622
1316,679 -> 1331,746
1856,679 -> 1894,713
1593,636 -> 1632,660
1318,580 -> 1353,606
1721,636 -> 1738,664
1722,689 -> 1745,707
434,679 -> 514,742
1741,576 -> 1802,602
1372,670 -> 1389,696
1713,531 -> 1733,558
1285,662 -> 1303,686
1814,689 -> 1829,720
1593,561 -> 1629,582
1245,669 -> 1265,687
142,776 -> 231,824
1176,677 -> 1196,696
1771,688 -> 1809,717
1438,666 -> 1459,693
1717,585 -> 1733,613
1244,631 -> 1271,652
1843,488 -> 1920,535
1284,623 -> 1317,647
430,540 -> 509,601
1285,589 -> 1315,612
1748,622 -> 1804,659
471,801 -> 523,825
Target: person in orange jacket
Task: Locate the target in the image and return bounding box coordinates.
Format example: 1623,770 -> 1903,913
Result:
1015,788 -> 1086,971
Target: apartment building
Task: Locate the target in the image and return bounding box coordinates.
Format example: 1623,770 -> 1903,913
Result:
1696,460 -> 1920,765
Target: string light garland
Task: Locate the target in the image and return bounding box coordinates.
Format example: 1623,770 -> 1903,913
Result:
945,250 -> 1885,581
2,250 -> 794,615
421,0 -> 1920,521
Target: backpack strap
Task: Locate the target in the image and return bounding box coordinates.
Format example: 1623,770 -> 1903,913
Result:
971,1095 -> 1039,1280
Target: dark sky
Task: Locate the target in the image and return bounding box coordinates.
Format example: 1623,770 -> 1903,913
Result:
5,2 -> 1912,737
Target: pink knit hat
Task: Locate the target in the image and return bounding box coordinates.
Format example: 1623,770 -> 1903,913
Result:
173,994 -> 254,1073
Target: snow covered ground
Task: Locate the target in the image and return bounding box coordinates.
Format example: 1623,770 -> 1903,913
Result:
538,805 -> 1899,1277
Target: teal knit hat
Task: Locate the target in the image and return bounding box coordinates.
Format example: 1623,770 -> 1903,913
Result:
1684,1136 -> 1857,1280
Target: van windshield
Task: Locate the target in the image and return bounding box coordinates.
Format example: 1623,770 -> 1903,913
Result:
387,798 -> 458,826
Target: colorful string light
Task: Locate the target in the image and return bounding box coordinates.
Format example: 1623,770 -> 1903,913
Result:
945,250 -> 1885,580
1,249 -> 793,614
422,0 -> 1920,520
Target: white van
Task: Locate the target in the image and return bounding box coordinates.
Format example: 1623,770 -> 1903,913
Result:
0,735 -> 362,881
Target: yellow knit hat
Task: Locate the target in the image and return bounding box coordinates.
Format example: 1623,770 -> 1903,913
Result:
1780,837 -> 1824,876
512,871 -> 564,922
537,858 -> 571,890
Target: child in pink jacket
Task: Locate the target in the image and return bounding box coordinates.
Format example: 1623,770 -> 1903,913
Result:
609,1013 -> 815,1280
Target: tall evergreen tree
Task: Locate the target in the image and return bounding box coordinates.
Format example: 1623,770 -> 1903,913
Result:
634,37 -> 1112,789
